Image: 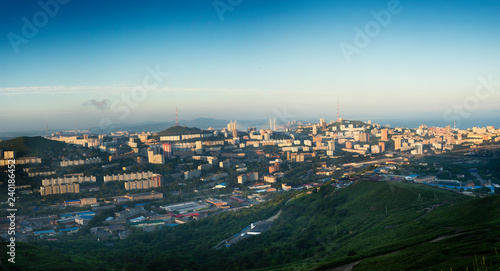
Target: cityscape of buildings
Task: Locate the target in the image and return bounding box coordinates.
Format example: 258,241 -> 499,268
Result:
1,1 -> 499,269
1,115 -> 499,243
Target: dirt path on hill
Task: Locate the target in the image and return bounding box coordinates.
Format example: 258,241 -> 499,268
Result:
326,231 -> 467,271
266,209 -> 282,222
328,261 -> 361,271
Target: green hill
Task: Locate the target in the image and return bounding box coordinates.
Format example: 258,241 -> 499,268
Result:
156,126 -> 203,136
3,181 -> 499,271
0,136 -> 67,157
240,181 -> 498,270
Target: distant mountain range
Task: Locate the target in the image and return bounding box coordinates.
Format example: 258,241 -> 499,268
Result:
99,118 -> 294,133
0,118 -> 310,140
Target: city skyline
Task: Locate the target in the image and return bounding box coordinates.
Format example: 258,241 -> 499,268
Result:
2,112 -> 500,138
1,0 -> 499,133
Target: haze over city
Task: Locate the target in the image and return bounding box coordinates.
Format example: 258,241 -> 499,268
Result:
1,0 -> 499,133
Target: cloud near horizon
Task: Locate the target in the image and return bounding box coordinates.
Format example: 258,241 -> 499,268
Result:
83,99 -> 110,111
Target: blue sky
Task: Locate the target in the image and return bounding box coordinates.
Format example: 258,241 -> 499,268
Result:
0,0 -> 499,132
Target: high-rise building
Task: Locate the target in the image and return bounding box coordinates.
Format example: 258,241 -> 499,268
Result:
195,141 -> 203,155
328,140 -> 336,151
227,120 -> 238,138
320,118 -> 326,130
248,172 -> 259,181
3,151 -> 16,159
269,163 -> 280,174
312,125 -> 317,135
227,120 -> 237,131
345,141 -> 353,149
162,143 -> 172,158
414,143 -> 423,154
370,145 -> 380,154
445,125 -> 451,135
359,133 -> 370,142
238,174 -> 248,184
394,137 -> 402,150
379,142 -> 385,152
381,129 -> 388,141
148,147 -> 165,164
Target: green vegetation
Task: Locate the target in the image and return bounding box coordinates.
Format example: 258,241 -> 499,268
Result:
261,145 -> 280,154
479,157 -> 500,184
0,242 -> 107,271
0,136 -> 67,158
353,195 -> 500,271
2,194 -> 286,271
156,126 -> 203,136
2,181 -> 498,270
277,181 -> 474,270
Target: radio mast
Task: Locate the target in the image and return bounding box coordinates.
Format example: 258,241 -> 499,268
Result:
175,107 -> 179,126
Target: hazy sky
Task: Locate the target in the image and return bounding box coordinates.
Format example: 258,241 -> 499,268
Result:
1,0 -> 499,132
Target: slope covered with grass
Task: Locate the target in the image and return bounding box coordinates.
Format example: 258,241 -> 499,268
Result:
2,181 -> 498,271
0,136 -> 67,157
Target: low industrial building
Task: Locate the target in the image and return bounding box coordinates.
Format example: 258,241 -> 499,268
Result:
160,201 -> 209,214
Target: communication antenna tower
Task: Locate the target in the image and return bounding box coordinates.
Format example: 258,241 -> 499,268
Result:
337,101 -> 340,121
175,107 -> 179,126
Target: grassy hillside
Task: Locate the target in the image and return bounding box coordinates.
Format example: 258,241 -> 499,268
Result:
0,136 -> 67,157
2,181 -> 498,271
0,242 -> 106,271
243,181 -> 479,270
156,126 -> 202,136
353,195 -> 500,271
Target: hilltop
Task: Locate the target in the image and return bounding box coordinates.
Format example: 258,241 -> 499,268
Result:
156,126 -> 203,136
0,136 -> 67,157
4,181 -> 499,270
